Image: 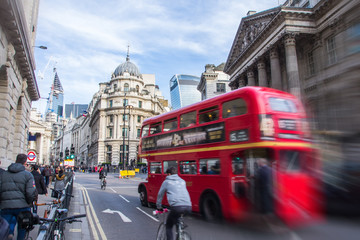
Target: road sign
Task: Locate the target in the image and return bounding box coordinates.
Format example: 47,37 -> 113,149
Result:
27,151 -> 37,164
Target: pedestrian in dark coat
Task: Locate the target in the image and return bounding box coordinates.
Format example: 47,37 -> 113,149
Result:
255,158 -> 273,214
41,165 -> 51,188
0,154 -> 36,240
31,165 -> 48,196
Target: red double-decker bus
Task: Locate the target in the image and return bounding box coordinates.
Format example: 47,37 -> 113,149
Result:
138,86 -> 322,226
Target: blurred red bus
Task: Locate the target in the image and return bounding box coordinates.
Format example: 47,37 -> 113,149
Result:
138,87 -> 322,226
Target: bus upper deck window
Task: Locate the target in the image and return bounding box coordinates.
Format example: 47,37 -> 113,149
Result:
199,106 -> 219,124
141,125 -> 149,137
269,97 -> 297,113
164,118 -> 178,132
222,98 -> 247,118
150,122 -> 162,135
180,111 -> 196,128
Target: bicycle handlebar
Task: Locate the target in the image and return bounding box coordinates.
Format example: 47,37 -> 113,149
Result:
153,208 -> 169,216
39,214 -> 86,223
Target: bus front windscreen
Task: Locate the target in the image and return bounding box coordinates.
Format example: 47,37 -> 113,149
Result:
268,97 -> 297,113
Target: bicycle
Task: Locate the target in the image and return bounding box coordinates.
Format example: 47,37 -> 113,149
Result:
39,209 -> 86,240
153,208 -> 191,240
100,177 -> 107,190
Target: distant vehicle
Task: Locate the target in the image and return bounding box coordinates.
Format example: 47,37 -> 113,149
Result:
138,86 -> 322,226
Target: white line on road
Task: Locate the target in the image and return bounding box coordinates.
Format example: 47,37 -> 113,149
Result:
83,187 -> 108,240
103,209 -> 132,222
119,195 -> 130,202
110,187 -> 117,193
136,207 -> 159,222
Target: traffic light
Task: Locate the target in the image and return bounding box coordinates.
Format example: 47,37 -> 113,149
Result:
70,145 -> 75,159
65,147 -> 70,159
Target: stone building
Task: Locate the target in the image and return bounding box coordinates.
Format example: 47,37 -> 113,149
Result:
0,0 -> 40,166
197,63 -> 231,100
88,52 -> 169,167
225,0 -> 360,200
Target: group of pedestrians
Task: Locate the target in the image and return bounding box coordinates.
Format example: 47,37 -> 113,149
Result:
0,154 -> 67,240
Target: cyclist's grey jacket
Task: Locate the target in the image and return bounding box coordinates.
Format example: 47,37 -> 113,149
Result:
0,163 -> 36,209
156,174 -> 191,208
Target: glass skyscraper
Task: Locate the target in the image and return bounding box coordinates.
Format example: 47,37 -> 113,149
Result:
46,71 -> 64,117
170,74 -> 201,110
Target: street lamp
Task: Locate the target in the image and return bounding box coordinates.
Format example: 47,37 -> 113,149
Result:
127,105 -> 133,167
122,93 -> 133,170
33,45 -> 48,49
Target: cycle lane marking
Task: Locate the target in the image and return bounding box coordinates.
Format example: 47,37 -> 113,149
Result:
82,186 -> 108,240
119,195 -> 130,202
136,207 -> 159,222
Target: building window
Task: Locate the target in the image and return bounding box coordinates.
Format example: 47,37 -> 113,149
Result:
136,85 -> 139,93
327,36 -> 337,65
216,83 -> 226,93
122,128 -> 128,137
124,83 -> 129,92
109,128 -> 113,138
114,84 -> 117,89
137,115 -> 141,123
138,101 -> 142,108
137,128 -> 141,138
106,145 -> 112,163
123,99 -> 128,106
123,114 -> 128,121
109,115 -> 113,124
307,51 -> 315,76
109,100 -> 113,108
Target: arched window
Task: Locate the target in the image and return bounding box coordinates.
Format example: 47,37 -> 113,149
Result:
124,83 -> 129,92
136,85 -> 139,93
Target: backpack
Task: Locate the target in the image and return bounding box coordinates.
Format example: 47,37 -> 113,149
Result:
0,216 -> 9,240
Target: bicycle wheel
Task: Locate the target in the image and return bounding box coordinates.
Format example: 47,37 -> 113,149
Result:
156,223 -> 166,240
179,231 -> 191,240
103,181 -> 106,190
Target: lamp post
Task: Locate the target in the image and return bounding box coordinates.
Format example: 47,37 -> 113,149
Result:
122,93 -> 126,170
33,45 -> 47,49
127,105 -> 133,167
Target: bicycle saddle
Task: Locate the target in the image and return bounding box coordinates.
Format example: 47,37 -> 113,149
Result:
56,209 -> 68,214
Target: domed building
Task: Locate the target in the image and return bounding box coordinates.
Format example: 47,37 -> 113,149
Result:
87,50 -> 170,168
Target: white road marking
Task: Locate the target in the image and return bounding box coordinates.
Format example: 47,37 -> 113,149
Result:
110,187 -> 117,193
81,189 -> 99,240
119,195 -> 130,202
102,209 -> 132,222
136,207 -> 159,222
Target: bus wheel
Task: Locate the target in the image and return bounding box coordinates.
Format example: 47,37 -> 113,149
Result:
201,193 -> 222,221
139,187 -> 148,207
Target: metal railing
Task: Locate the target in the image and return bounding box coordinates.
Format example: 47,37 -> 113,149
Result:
36,172 -> 74,240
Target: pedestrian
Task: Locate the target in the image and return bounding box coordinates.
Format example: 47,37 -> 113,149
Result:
156,167 -> 192,240
41,165 -> 51,188
0,153 -> 37,240
31,165 -> 47,213
255,158 -> 273,214
52,168 -> 66,199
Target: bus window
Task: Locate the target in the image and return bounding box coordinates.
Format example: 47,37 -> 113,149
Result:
232,157 -> 244,175
163,160 -> 178,173
199,106 -> 219,124
280,150 -> 301,172
180,161 -> 197,174
180,111 -> 196,128
222,98 -> 247,118
141,125 -> 149,137
268,97 -> 297,113
150,162 -> 162,174
164,118 -> 178,132
200,159 -> 220,175
150,122 -> 162,135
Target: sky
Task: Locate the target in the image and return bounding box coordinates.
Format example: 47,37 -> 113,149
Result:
33,0 -> 280,115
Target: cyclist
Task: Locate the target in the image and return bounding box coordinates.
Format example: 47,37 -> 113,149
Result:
156,167 -> 192,240
99,166 -> 107,187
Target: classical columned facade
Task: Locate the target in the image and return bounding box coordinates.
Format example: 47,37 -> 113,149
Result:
225,0 -> 360,183
88,53 -> 169,168
0,0 -> 40,167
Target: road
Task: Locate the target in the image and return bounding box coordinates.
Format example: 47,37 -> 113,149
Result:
66,172 -> 360,240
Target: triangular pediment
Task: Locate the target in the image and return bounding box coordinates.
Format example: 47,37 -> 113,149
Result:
225,7 -> 280,72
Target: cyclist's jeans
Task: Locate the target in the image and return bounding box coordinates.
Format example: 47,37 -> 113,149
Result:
166,206 -> 191,240
1,207 -> 31,240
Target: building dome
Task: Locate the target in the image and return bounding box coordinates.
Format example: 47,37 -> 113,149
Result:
113,53 -> 141,78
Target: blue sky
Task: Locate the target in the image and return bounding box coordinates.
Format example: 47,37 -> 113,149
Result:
33,0 -> 280,114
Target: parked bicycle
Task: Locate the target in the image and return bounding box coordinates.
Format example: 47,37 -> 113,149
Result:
153,208 -> 191,240
39,209 -> 86,240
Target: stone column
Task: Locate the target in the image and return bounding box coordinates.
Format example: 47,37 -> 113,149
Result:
257,60 -> 267,87
238,75 -> 246,88
247,70 -> 255,86
284,34 -> 301,98
270,47 -> 282,90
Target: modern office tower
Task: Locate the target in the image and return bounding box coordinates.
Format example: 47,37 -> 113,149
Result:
65,104 -> 88,119
170,74 -> 201,110
46,69 -> 64,118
